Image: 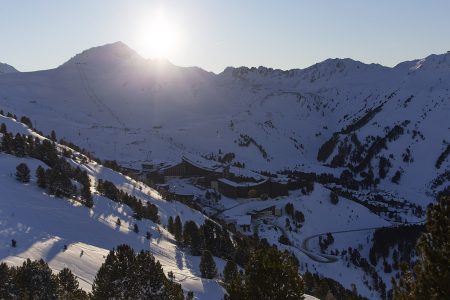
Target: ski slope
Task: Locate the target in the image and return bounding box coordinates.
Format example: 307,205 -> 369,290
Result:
0,115 -> 226,299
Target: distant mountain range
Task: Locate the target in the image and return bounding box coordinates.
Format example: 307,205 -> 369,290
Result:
0,41 -> 449,206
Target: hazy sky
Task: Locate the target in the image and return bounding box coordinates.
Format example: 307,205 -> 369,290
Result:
1,0 -> 450,73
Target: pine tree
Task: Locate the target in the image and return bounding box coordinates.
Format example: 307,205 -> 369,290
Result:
393,189 -> 450,299
92,244 -> 184,300
36,166 -> 46,188
330,191 -> 339,205
0,263 -> 14,299
20,116 -> 33,128
50,130 -> 57,142
92,245 -> 136,299
56,268 -> 88,299
167,216 -> 175,234
285,202 -> 294,217
223,260 -> 238,285
15,163 -> 30,183
200,250 -> 217,279
0,123 -> 6,134
13,133 -> 26,157
183,220 -> 202,255
173,216 -> 183,242
1,132 -> 13,153
14,259 -> 58,299
79,171 -> 92,208
133,250 -> 167,299
224,247 -> 304,300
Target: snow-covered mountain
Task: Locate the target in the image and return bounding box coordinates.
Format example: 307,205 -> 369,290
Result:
0,42 -> 449,299
0,42 -> 448,206
0,62 -> 18,74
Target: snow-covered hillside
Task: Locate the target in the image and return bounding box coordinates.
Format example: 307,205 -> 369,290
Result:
0,42 -> 448,206
1,42 -> 448,299
0,115 -> 225,299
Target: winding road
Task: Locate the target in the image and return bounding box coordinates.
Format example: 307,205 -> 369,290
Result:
299,219 -> 425,263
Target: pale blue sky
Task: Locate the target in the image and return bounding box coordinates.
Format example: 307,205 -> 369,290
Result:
1,0 -> 449,73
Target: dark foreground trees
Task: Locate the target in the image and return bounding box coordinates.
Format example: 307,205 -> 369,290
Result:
0,260 -> 87,299
393,188 -> 450,300
223,246 -> 304,300
92,244 -> 185,300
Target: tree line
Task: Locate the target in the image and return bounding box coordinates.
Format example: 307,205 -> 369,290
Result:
97,179 -> 159,223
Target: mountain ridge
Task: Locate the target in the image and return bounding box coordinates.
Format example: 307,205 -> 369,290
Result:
0,42 -> 448,206
0,62 -> 19,74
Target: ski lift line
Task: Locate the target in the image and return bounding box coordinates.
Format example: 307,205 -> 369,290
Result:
76,63 -> 126,128
79,66 -> 124,127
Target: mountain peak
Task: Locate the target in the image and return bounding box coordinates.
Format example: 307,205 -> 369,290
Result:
61,41 -> 144,68
0,62 -> 19,74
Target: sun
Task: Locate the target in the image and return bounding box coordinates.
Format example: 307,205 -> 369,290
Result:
138,12 -> 179,59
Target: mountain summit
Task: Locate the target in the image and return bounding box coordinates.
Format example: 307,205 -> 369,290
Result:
0,62 -> 19,74
61,41 -> 145,69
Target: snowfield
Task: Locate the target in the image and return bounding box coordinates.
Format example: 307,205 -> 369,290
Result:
0,152 -> 226,299
1,42 -> 449,299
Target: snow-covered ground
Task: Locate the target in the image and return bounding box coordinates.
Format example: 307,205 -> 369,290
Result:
0,152 -> 226,299
0,115 -> 227,299
1,42 -> 449,299
218,184 -> 395,299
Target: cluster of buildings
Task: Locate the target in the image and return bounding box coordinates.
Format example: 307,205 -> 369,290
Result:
224,205 -> 283,232
141,155 -> 290,200
129,155 -> 290,234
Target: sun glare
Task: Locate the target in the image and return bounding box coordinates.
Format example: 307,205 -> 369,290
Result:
138,12 -> 179,59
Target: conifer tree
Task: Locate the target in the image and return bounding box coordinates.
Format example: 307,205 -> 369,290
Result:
15,163 -> 30,183
393,189 -> 450,299
92,244 -> 185,299
50,130 -> 57,142
183,220 -> 202,255
0,263 -> 14,299
1,132 -> 13,153
13,133 -> 26,157
56,268 -> 87,299
92,245 -> 136,299
131,250 -> 166,298
330,191 -> 339,205
14,259 -> 58,300
173,216 -> 183,242
79,171 -> 93,208
223,260 -> 238,285
36,166 -> 46,188
224,247 -> 304,300
0,123 -> 6,134
167,216 -> 175,234
200,250 -> 217,279
20,116 -> 33,128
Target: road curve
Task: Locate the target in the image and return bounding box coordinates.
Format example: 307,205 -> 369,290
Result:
300,219 -> 425,263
